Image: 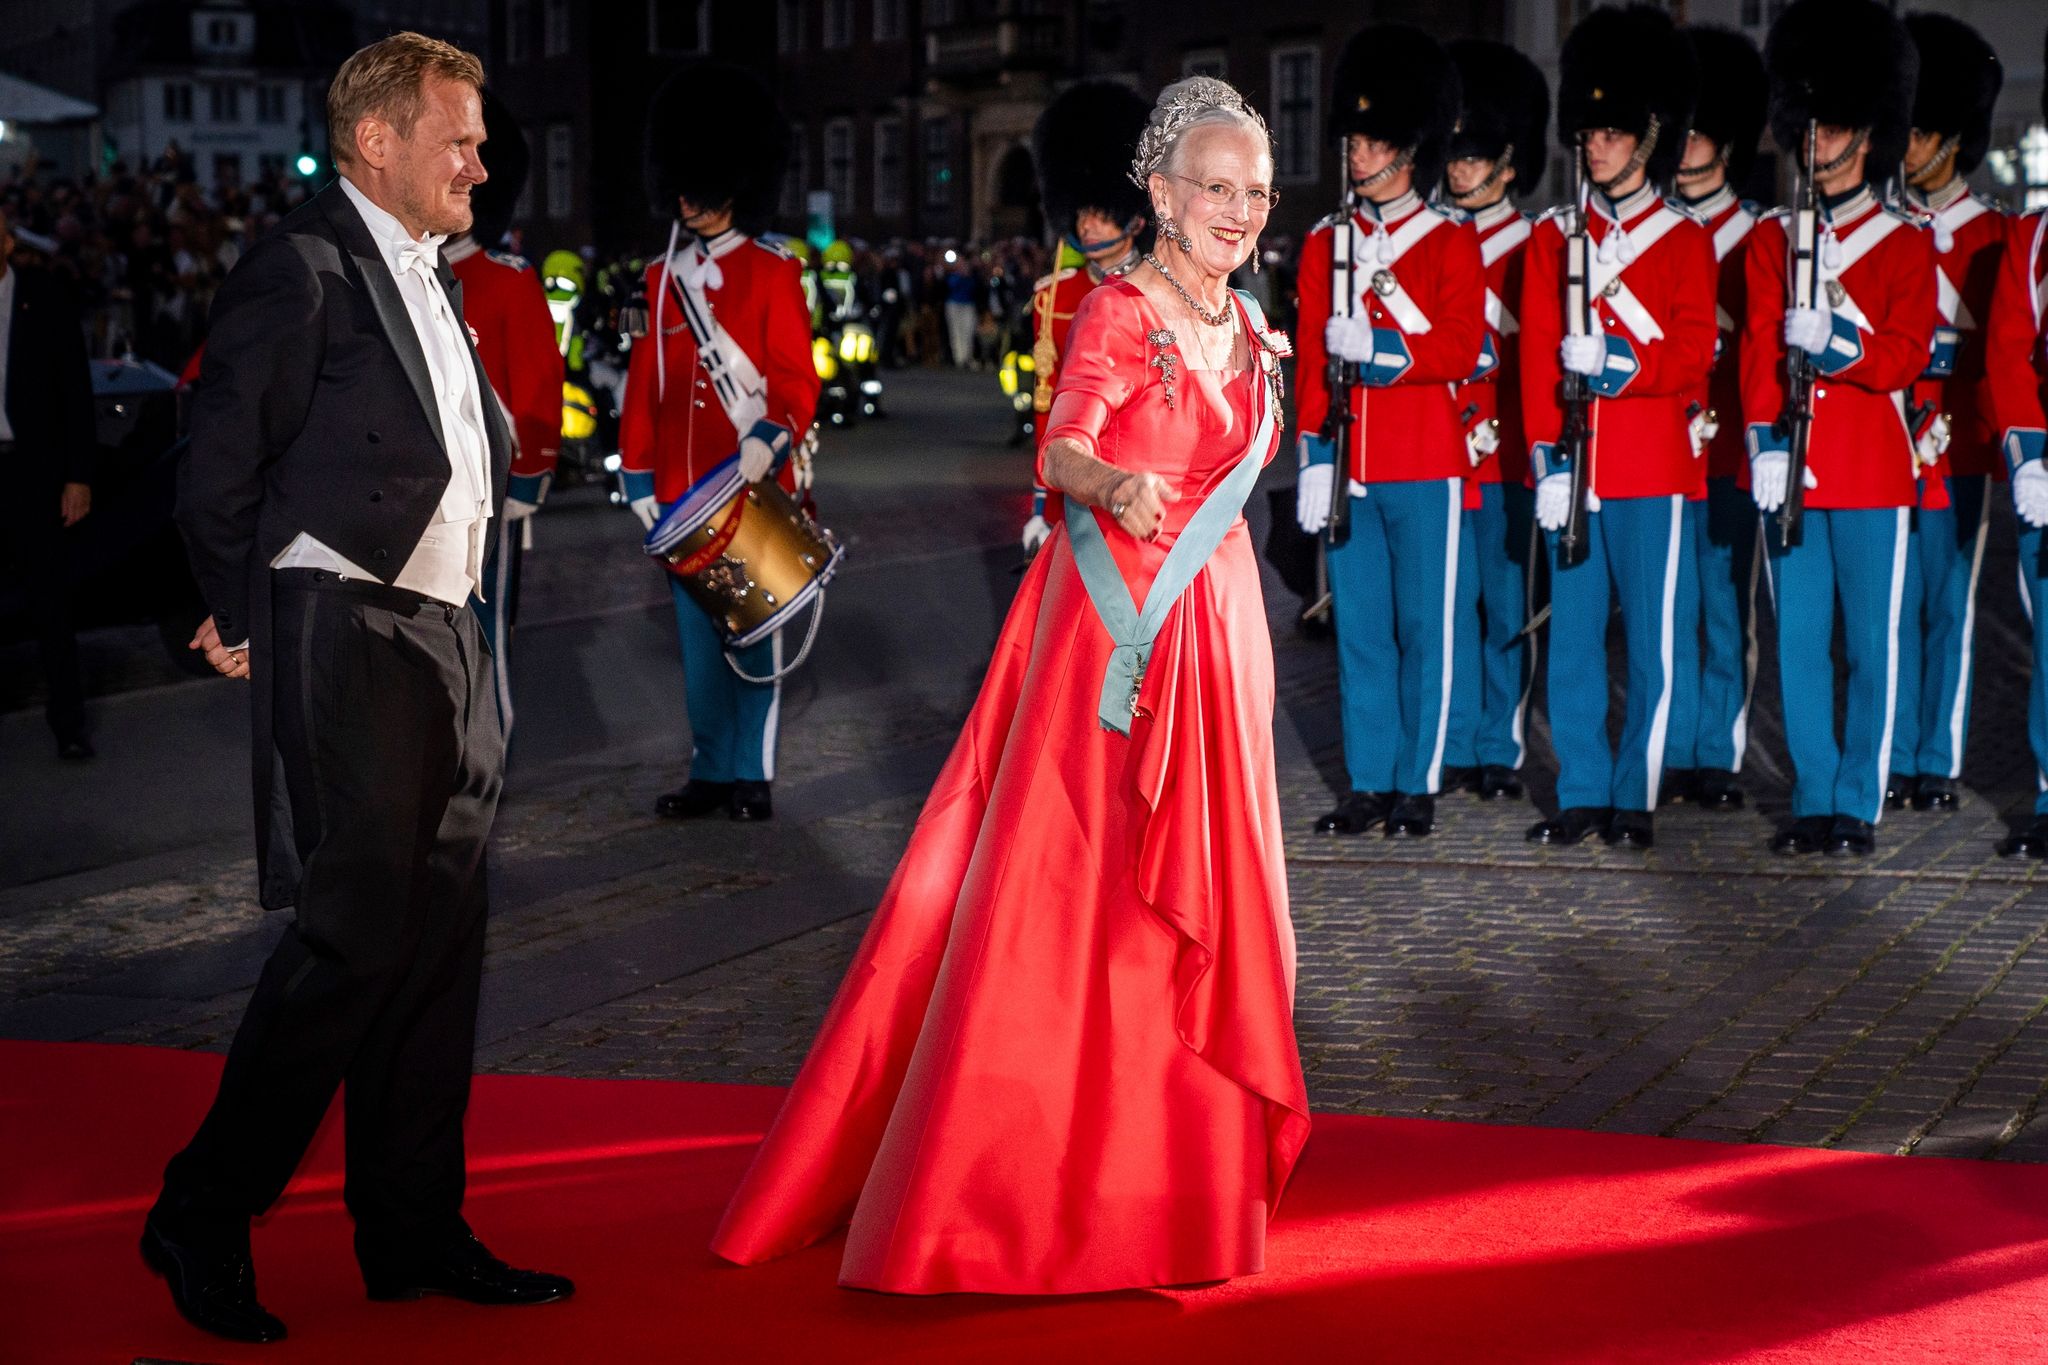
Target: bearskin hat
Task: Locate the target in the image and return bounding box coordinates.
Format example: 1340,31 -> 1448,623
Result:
643,60 -> 792,230
1445,39 -> 1550,197
1557,4 -> 1699,189
1766,0 -> 1918,186
1684,27 -> 1768,186
1329,23 -> 1463,194
1903,13 -> 2003,176
1033,81 -> 1152,240
466,87 -> 528,250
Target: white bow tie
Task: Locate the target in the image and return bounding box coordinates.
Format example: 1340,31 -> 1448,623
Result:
396,240 -> 442,277
677,249 -> 723,292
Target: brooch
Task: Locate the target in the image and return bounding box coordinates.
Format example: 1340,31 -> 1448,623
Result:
1148,328 -> 1179,409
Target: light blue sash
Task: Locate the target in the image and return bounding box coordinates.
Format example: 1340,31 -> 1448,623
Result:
1065,291 -> 1277,737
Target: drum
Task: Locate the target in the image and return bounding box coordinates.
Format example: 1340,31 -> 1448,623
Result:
643,455 -> 845,650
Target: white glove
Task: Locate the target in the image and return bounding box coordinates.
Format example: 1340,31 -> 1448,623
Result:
1784,306 -> 1832,356
1535,473 -> 1571,532
502,496 -> 539,522
630,495 -> 659,531
1296,463 -> 1334,534
738,434 -> 776,484
1749,452 -> 1819,513
1323,313 -> 1377,364
2015,461 -> 2048,529
1021,514 -> 1051,553
1559,335 -> 1604,377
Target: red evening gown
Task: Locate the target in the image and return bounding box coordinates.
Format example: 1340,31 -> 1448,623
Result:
710,279 -> 1310,1294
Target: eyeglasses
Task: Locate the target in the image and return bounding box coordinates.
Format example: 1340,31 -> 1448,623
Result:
1174,175 -> 1279,213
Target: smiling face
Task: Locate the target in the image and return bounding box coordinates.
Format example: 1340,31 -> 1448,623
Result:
1149,121 -> 1271,281
357,75 -> 486,239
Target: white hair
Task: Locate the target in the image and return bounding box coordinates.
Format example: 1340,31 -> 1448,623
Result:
1129,76 -> 1272,189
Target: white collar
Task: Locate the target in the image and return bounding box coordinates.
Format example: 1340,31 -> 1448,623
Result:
688,228 -> 750,262
1822,186 -> 1878,227
1358,189 -> 1422,225
339,175 -> 446,271
1682,184 -> 1738,220
1470,198 -> 1520,232
1909,178 -> 1970,215
1592,182 -> 1659,226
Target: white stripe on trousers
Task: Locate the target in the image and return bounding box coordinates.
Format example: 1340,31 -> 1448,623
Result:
1425,478 -> 1462,793
1873,507 -> 1910,826
1511,510 -> 1540,768
1731,517 -> 1763,772
1642,495 -> 1684,811
1944,503 -> 1990,778
759,629 -> 784,781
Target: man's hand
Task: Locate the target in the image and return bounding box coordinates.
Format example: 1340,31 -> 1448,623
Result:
630,495 -> 660,532
1783,306 -> 1832,358
2015,461 -> 2048,529
1559,335 -> 1604,377
1296,464 -> 1334,534
1020,514 -> 1051,553
190,615 -> 250,680
60,482 -> 91,527
1750,451 -> 1819,514
1323,314 -> 1376,364
738,435 -> 776,484
503,495 -> 540,522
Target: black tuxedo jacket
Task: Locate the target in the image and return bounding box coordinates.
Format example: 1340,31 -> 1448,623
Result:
3,265 -> 96,502
177,179 -> 511,906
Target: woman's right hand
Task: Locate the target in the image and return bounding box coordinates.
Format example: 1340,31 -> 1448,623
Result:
1107,472 -> 1178,541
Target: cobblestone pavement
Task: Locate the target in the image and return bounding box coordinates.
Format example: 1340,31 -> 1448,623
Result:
8,367 -> 2048,1167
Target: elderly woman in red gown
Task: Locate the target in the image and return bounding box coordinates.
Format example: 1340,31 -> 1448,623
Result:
710,76 -> 1309,1295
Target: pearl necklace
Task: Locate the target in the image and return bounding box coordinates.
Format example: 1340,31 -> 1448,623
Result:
1144,252 -> 1233,327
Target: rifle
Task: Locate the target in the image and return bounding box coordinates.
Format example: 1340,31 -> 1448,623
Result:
1557,134 -> 1593,568
1320,138 -> 1358,549
1774,119 -> 1820,549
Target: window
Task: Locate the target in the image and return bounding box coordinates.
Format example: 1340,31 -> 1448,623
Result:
1270,45 -> 1320,184
823,0 -> 852,48
873,0 -> 906,43
507,0 -> 532,63
649,0 -> 707,52
256,85 -> 287,124
162,82 -> 192,122
873,116 -> 904,215
824,117 -> 856,211
926,0 -> 955,24
782,122 -> 808,220
1182,48 -> 1226,79
545,123 -> 573,220
778,0 -> 801,53
922,115 -> 952,211
543,0 -> 571,57
209,83 -> 241,124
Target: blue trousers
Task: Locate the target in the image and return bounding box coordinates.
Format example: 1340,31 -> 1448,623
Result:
1446,481 -> 1535,770
2018,525 -> 2048,816
1765,506 -> 1909,823
1891,474 -> 1989,780
1547,494 -> 1695,813
470,521 -> 524,735
1328,478 -> 1462,795
667,576 -> 783,784
1665,478 -> 1762,773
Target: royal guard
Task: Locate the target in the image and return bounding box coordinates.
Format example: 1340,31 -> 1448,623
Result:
1661,25 -> 1769,813
447,88 -> 563,732
1521,4 -> 1717,851
1744,0 -> 1932,857
1439,39 -> 1549,805
621,61 -> 820,822
1984,25 -> 2048,858
1019,81 -> 1151,553
1296,23 -> 1485,840
1887,14 -> 2005,815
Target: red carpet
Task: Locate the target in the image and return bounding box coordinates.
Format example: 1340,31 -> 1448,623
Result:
4,1041 -> 2048,1363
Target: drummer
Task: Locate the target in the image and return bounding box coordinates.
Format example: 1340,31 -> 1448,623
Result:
622,64 -> 820,822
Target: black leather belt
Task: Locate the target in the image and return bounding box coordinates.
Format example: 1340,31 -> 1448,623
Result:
274,567 -> 463,619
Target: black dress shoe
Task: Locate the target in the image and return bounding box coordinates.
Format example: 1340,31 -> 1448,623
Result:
1825,814 -> 1876,856
1604,808 -> 1655,849
1476,764 -> 1524,801
1997,817 -> 2048,859
1658,768 -> 1699,805
730,780 -> 773,821
655,779 -> 733,819
1384,793 -> 1435,838
1439,765 -> 1482,795
1526,806 -> 1612,845
57,734 -> 95,761
140,1216 -> 286,1344
1695,768 -> 1746,810
1912,776 -> 1957,811
1771,815 -> 1834,855
361,1231 -> 574,1306
1884,773 -> 1916,810
1315,791 -> 1393,834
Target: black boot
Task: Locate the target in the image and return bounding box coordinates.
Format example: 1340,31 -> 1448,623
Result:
360,1227 -> 574,1307
655,779 -> 734,819
1695,767 -> 1746,810
1526,806 -> 1611,845
1658,768 -> 1699,805
1385,793 -> 1435,838
1825,814 -> 1876,856
1604,808 -> 1655,849
1438,766 -> 1482,795
1884,773 -> 1916,810
1315,791 -> 1393,835
1771,815 -> 1833,855
1476,764 -> 1524,800
140,1212 -> 286,1344
730,780 -> 774,821
1998,816 -> 2048,859
1912,776 -> 1957,811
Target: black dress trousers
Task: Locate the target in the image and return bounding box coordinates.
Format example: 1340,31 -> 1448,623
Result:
163,568 -> 502,1251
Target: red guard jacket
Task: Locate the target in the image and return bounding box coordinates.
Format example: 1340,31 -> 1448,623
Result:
1740,190 -> 1937,510
1684,187 -> 1762,481
620,232 -> 820,504
1903,186 -> 2006,480
1029,261 -> 1104,524
447,240 -> 562,500
1519,187 -> 1719,500
1460,200 -> 1535,486
1984,209 -> 2048,452
1294,193 -> 1487,485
